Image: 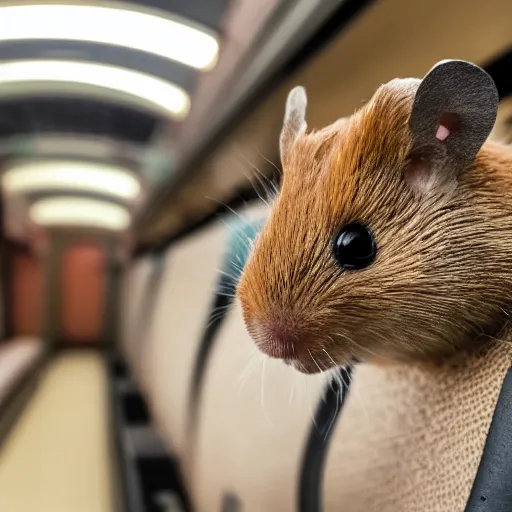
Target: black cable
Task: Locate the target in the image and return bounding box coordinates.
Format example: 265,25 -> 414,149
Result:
187,271 -> 237,443
299,366 -> 352,512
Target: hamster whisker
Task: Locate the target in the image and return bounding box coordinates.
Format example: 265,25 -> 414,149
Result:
217,269 -> 242,283
218,216 -> 250,237
227,260 -> 245,273
250,163 -> 277,190
322,385 -> 341,440
215,285 -> 238,297
257,151 -> 282,178
243,171 -> 272,208
305,373 -> 318,429
497,305 -> 511,318
325,367 -> 344,390
215,290 -> 237,300
207,304 -> 232,317
217,266 -> 241,279
332,331 -> 382,360
234,148 -> 279,197
287,370 -> 311,410
207,197 -> 245,221
288,376 -> 295,408
308,349 -> 325,373
322,347 -> 338,368
237,347 -> 260,394
482,333 -> 512,346
205,308 -> 232,329
260,357 -> 274,428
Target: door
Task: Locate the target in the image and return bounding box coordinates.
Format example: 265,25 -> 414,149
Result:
60,242 -> 106,345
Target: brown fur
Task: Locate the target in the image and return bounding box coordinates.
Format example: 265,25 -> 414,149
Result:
237,78 -> 512,373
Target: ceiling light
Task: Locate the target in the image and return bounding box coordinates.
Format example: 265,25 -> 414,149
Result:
0,4 -> 219,70
0,60 -> 190,119
3,161 -> 141,200
29,198 -> 130,231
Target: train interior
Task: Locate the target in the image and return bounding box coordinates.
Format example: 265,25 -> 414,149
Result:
0,1 -> 512,511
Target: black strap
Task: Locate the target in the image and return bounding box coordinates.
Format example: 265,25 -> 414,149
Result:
465,367 -> 512,511
187,272 -> 236,437
299,366 -> 352,512
132,253 -> 165,369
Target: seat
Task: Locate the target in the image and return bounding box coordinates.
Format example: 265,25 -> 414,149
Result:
188,212 -> 329,512
138,221 -> 228,458
119,257 -> 155,380
140,202 -> 269,468
322,342 -> 512,512
0,337 -> 43,405
0,336 -> 45,447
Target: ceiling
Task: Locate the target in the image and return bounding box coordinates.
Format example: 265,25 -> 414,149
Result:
3,0 -> 511,256
0,0 -> 286,252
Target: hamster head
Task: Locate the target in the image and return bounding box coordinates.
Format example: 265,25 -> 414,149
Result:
236,60 -> 512,374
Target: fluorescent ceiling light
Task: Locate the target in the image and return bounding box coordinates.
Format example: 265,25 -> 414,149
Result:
0,60 -> 190,119
3,161 -> 141,200
0,4 -> 219,70
30,197 -> 130,231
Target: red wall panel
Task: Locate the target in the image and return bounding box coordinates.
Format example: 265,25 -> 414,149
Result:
60,243 -> 106,344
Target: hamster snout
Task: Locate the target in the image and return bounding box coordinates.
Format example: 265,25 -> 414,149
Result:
247,318 -> 300,359
237,61 -> 512,374
244,314 -> 332,374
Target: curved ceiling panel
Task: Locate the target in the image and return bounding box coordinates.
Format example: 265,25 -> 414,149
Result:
6,134 -> 149,164
29,197 -> 131,231
0,60 -> 191,119
2,160 -> 142,200
0,40 -> 197,90
22,189 -> 141,210
0,97 -> 158,143
0,3 -> 220,70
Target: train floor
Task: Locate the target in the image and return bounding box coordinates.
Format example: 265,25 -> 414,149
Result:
0,351 -> 114,512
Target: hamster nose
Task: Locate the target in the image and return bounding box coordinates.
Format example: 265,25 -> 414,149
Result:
249,319 -> 302,359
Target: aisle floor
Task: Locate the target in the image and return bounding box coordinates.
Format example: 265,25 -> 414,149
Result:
0,352 -> 113,512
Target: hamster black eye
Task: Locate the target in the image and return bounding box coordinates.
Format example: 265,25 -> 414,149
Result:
332,223 -> 376,270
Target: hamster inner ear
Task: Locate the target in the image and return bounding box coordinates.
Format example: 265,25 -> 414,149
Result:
404,150 -> 456,197
405,111 -> 462,196
404,155 -> 432,193
435,112 -> 461,141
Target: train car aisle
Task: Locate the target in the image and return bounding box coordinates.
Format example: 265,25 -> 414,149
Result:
0,352 -> 113,512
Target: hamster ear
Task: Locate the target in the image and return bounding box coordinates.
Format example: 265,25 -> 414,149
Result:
280,86 -> 308,162
406,59 -> 498,195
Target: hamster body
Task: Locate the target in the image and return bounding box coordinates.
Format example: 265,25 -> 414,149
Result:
237,60 -> 512,374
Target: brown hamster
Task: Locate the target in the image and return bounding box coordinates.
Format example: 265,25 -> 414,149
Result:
237,59 -> 512,374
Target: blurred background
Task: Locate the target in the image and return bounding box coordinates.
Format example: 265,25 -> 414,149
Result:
0,0 -> 510,511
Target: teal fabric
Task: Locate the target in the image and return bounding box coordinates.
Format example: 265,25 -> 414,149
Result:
217,213 -> 265,297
